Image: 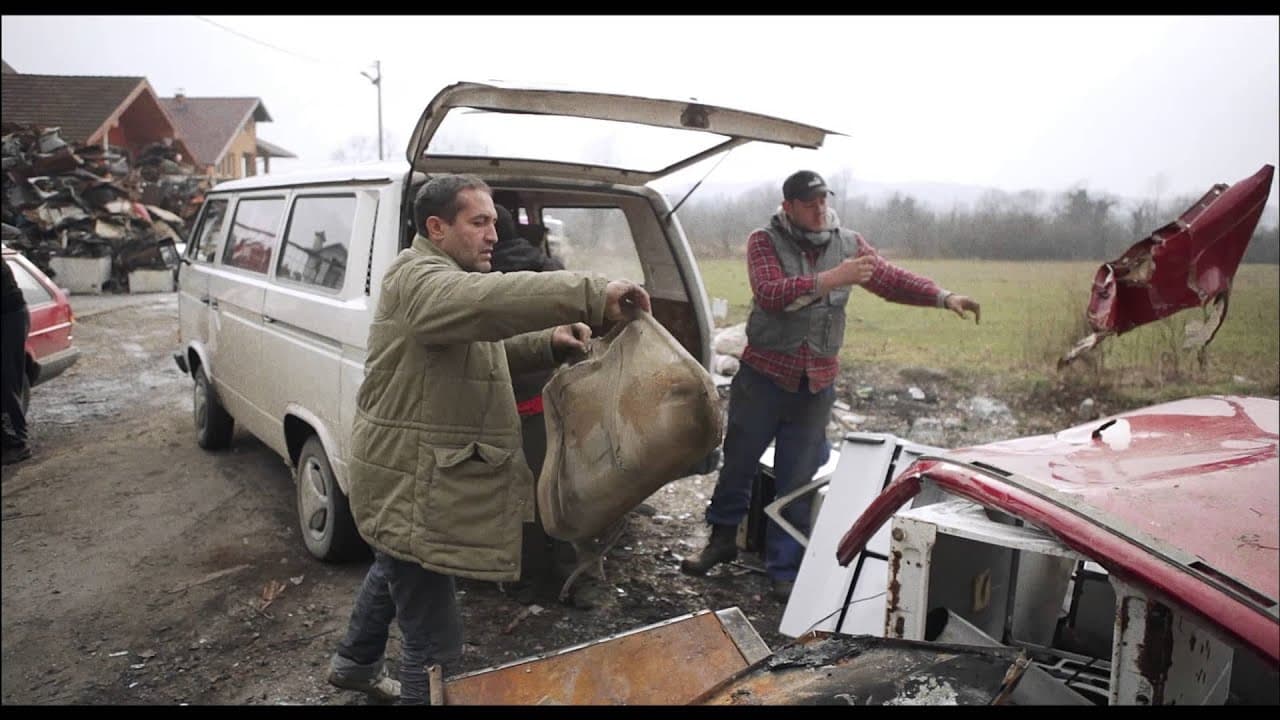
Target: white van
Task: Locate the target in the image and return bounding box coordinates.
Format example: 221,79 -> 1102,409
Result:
173,81 -> 837,561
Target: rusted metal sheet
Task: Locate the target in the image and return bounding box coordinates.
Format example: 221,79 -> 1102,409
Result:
696,633 -> 1026,705
442,608 -> 769,705
1110,577 -> 1235,705
1063,164 -> 1275,366
835,395 -> 1279,668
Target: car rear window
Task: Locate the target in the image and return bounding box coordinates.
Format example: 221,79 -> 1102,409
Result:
276,194 -> 357,292
223,197 -> 286,274
6,259 -> 53,306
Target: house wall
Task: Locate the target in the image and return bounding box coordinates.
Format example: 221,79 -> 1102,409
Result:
107,125 -> 128,149
105,88 -> 190,163
217,118 -> 259,180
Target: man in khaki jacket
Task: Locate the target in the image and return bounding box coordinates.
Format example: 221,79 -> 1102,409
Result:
327,174 -> 649,704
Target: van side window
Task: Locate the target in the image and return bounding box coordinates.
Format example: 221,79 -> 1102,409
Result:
222,197 -> 285,274
192,198 -> 228,264
277,195 -> 357,291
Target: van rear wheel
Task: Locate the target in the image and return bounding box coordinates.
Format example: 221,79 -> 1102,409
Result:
193,369 -> 233,450
296,435 -> 365,562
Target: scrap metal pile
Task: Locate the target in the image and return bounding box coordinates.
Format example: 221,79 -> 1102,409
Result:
1,123 -> 210,288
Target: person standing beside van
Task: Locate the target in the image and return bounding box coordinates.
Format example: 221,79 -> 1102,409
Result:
2,257 -> 31,466
679,170 -> 980,601
327,174 -> 650,704
1,258 -> 31,466
489,203 -> 565,479
488,204 -> 577,598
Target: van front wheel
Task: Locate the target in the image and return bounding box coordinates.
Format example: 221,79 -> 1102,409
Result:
193,369 -> 233,450
296,435 -> 365,562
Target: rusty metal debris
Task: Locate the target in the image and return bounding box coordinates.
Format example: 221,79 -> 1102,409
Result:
694,632 -> 1030,705
1,122 -> 211,289
441,606 -> 1039,705
442,608 -> 769,705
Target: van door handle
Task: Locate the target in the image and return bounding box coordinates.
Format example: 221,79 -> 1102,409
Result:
209,299 -> 218,310
263,315 -> 276,324
199,295 -> 210,305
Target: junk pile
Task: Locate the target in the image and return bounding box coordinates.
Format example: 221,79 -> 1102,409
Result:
1,123 -> 210,290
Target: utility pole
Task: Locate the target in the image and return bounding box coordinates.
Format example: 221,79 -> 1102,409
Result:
361,60 -> 383,161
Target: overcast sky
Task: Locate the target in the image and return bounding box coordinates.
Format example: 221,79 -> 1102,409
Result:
3,15 -> 1278,214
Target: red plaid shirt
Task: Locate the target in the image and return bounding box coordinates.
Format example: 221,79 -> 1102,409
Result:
741,229 -> 945,393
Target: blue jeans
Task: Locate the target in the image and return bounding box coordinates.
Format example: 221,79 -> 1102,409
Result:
334,551 -> 463,704
706,363 -> 833,582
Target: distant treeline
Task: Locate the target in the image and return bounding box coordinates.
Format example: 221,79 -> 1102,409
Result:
675,183 -> 1280,264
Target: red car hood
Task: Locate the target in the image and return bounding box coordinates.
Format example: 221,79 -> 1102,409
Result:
837,395 -> 1279,666
1063,164 -> 1274,365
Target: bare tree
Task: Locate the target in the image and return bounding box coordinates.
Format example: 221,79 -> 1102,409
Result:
1145,172 -> 1169,222
331,130 -> 400,163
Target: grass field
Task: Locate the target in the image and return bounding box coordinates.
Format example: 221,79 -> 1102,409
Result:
697,257 -> 1280,401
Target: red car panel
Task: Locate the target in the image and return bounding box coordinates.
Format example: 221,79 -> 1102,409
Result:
837,395 -> 1279,667
1063,164 -> 1275,365
3,249 -> 78,385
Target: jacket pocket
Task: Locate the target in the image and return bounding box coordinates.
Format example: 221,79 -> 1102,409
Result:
435,441 -> 512,470
420,441 -> 515,549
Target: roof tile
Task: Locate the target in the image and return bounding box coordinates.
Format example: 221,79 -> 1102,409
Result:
1,73 -> 147,144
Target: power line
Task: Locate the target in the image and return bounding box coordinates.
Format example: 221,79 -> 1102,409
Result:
193,16 -> 351,73
193,16 -> 386,151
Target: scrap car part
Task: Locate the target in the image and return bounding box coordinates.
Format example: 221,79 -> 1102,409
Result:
1062,164 -> 1274,366
694,632 -> 1031,705
835,397 -> 1280,671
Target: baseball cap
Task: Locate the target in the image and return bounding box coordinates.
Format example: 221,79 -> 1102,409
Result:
783,170 -> 833,201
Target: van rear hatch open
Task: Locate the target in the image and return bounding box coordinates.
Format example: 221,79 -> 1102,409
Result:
406,81 -> 841,185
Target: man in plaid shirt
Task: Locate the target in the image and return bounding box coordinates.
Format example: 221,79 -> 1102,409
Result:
680,170 -> 980,601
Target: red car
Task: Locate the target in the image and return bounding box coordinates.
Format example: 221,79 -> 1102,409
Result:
836,394 -> 1278,704
2,246 -> 79,410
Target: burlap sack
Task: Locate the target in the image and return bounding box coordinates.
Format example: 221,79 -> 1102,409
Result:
538,311 -> 723,541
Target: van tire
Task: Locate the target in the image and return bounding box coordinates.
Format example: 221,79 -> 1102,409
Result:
194,369 -> 233,450
296,435 -> 364,562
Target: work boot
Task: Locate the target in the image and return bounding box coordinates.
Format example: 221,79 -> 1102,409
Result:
680,523 -> 738,576
327,654 -> 400,704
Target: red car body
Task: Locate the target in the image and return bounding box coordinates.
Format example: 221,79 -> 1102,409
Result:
837,395 -> 1279,668
3,247 -> 79,401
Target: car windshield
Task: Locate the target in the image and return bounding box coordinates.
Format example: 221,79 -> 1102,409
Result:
424,108 -> 730,173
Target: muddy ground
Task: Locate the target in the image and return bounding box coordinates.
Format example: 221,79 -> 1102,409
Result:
2,293 -> 1094,705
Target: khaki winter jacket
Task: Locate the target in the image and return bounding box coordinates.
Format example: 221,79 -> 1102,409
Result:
348,234 -> 609,581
